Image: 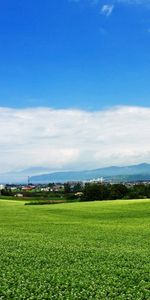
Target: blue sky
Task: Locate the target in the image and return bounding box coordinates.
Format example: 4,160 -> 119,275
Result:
0,0 -> 150,176
0,0 -> 150,109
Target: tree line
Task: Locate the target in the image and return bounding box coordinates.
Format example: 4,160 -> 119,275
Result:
64,182 -> 150,201
1,182 -> 150,202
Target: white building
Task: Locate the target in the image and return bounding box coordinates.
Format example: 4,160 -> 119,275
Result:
0,184 -> 5,191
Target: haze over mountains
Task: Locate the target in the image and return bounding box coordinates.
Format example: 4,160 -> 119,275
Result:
30,163 -> 150,184
0,163 -> 150,184
0,167 -> 52,184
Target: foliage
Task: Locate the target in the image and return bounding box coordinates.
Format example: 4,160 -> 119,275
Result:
72,182 -> 83,192
64,183 -> 71,194
82,183 -> 104,201
65,192 -> 78,200
82,183 -> 150,201
0,199 -> 150,299
1,188 -> 13,196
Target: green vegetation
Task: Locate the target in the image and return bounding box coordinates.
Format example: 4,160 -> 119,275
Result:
1,183 -> 150,204
0,199 -> 150,299
82,183 -> 150,201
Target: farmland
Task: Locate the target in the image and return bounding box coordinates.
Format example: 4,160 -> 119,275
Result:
0,199 -> 150,299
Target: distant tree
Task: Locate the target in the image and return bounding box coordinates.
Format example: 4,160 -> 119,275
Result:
128,184 -> 149,199
73,183 -> 83,192
109,184 -> 128,200
82,183 -> 102,201
64,183 -> 71,194
82,183 -> 129,201
48,183 -> 55,188
1,188 -> 13,196
144,184 -> 150,198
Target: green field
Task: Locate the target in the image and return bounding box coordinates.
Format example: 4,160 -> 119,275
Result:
0,199 -> 150,300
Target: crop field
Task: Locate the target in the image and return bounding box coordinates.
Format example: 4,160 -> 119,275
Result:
0,199 -> 150,300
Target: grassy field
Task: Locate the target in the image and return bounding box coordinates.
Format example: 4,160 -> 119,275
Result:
0,199 -> 150,299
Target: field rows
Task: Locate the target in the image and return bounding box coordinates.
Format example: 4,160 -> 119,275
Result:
0,199 -> 150,299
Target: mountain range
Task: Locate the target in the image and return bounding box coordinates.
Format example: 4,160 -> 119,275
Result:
30,163 -> 150,183
0,167 -> 52,184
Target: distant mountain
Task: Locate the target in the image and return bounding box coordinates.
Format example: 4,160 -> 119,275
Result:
0,167 -> 53,184
30,163 -> 150,183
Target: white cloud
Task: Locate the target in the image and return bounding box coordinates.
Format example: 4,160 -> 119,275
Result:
101,4 -> 114,16
0,106 -> 150,174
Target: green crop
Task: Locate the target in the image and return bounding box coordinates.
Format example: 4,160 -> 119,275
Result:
0,199 -> 150,299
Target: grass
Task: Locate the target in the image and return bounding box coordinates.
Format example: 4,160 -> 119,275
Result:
0,199 -> 150,299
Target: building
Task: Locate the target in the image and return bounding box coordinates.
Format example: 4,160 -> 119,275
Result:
0,184 -> 5,191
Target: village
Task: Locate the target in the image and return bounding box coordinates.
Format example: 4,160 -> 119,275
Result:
0,177 -> 150,200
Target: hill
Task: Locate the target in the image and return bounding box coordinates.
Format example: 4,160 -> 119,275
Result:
30,163 -> 150,183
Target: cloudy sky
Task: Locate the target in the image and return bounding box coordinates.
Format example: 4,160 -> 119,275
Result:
0,0 -> 150,174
